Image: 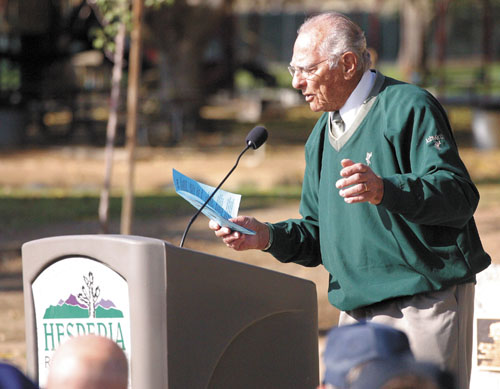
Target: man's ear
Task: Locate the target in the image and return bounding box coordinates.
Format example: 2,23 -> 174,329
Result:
341,52 -> 358,80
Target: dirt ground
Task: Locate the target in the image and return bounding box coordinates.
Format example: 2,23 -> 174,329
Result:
0,145 -> 499,379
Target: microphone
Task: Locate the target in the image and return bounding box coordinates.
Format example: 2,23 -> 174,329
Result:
246,125 -> 268,149
179,126 -> 268,248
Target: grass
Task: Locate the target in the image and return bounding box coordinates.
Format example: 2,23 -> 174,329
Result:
0,192 -> 177,230
1,182 -> 498,232
0,189 -> 302,231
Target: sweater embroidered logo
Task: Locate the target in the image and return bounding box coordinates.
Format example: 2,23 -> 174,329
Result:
365,152 -> 373,166
426,134 -> 445,150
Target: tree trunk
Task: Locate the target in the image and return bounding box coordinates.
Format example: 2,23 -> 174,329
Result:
121,0 -> 144,235
398,0 -> 431,83
99,22 -> 126,234
144,0 -> 235,142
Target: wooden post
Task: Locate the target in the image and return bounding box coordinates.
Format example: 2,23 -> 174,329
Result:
121,0 -> 144,235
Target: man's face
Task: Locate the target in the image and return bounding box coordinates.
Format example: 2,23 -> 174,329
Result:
290,32 -> 350,112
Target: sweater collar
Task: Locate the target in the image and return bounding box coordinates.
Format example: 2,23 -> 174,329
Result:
338,70 -> 376,130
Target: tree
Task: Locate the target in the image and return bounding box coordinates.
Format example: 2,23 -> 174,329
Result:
89,0 -> 170,233
93,0 -> 235,234
78,272 -> 100,318
398,0 -> 433,84
144,0 -> 237,139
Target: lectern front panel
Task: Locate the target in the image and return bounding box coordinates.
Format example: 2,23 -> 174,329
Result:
23,235 -> 319,388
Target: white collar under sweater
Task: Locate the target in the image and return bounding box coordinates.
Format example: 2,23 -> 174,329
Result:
332,69 -> 376,131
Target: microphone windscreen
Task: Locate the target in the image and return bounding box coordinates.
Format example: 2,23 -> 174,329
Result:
246,126 -> 268,149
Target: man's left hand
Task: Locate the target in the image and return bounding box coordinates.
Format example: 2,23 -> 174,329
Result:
336,158 -> 384,205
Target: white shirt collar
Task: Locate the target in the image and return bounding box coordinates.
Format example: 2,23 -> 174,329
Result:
337,70 -> 376,130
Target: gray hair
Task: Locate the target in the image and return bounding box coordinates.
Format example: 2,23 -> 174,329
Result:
298,12 -> 372,72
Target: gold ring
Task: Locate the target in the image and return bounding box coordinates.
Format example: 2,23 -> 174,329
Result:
363,183 -> 368,193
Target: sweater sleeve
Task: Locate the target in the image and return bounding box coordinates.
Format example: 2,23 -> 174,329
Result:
379,89 -> 479,228
265,117 -> 326,267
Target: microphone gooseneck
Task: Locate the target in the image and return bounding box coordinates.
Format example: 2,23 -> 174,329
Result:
179,126 -> 268,248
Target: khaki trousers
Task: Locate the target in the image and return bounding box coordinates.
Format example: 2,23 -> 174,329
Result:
339,283 -> 475,389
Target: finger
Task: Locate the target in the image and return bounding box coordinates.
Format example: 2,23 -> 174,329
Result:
336,173 -> 365,189
222,230 -> 241,242
339,183 -> 367,198
340,163 -> 367,179
340,158 -> 355,168
343,194 -> 369,204
214,226 -> 233,238
209,220 -> 221,231
224,234 -> 246,250
229,215 -> 251,225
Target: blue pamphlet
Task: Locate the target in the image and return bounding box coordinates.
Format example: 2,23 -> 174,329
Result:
173,169 -> 256,235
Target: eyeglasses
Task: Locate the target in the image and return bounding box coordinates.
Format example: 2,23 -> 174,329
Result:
288,59 -> 329,78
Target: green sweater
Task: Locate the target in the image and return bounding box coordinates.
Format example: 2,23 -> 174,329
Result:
267,72 -> 491,311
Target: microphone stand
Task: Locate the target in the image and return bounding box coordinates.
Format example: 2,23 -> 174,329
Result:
179,143 -> 252,248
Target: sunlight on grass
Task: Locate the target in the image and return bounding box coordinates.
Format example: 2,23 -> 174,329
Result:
0,190 -> 301,231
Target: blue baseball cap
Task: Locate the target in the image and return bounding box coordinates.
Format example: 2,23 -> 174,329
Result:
0,363 -> 39,389
348,358 -> 455,389
322,322 -> 414,388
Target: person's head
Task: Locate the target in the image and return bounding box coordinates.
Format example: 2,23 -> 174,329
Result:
46,335 -> 128,389
289,12 -> 372,112
319,322 -> 414,389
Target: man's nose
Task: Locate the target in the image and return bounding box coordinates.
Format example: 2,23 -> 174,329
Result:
291,72 -> 306,89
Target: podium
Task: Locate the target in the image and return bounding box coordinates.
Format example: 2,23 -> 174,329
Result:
22,235 -> 319,388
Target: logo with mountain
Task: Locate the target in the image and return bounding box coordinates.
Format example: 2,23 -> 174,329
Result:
43,272 -> 124,319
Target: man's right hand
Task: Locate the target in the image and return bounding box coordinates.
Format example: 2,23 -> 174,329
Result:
209,216 -> 270,251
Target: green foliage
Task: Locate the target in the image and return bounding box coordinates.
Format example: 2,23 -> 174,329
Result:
0,59 -> 21,93
145,0 -> 174,9
89,0 -> 172,53
94,0 -> 131,24
235,69 -> 266,90
90,0 -> 130,52
269,63 -> 294,89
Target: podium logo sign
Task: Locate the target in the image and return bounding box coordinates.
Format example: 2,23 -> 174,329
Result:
32,257 -> 131,387
42,272 -> 124,320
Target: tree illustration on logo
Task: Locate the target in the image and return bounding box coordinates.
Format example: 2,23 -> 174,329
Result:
77,272 -> 100,318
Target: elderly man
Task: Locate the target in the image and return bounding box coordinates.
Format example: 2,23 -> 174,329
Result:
210,12 -> 490,389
